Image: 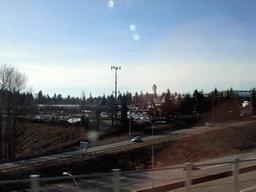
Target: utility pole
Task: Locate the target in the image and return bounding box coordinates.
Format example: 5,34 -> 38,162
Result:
111,66 -> 121,127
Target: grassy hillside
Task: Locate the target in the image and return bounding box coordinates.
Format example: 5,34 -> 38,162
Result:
14,120 -> 142,158
15,124 -> 84,157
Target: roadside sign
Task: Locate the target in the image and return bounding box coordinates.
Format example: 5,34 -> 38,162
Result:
80,141 -> 89,153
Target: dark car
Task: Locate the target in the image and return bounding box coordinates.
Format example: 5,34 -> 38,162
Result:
131,136 -> 142,142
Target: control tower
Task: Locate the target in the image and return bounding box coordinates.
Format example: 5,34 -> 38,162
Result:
152,84 -> 157,97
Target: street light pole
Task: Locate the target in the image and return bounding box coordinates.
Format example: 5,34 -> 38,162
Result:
63,172 -> 82,192
148,120 -> 164,188
111,66 -> 121,127
151,121 -> 156,189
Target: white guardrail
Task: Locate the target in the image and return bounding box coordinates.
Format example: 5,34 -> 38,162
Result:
1,158 -> 256,192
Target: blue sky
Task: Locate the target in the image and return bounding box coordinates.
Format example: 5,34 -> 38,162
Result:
1,0 -> 255,98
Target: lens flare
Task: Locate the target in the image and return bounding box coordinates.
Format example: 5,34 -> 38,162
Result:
108,1 -> 114,7
129,24 -> 136,31
88,131 -> 99,143
133,34 -> 140,41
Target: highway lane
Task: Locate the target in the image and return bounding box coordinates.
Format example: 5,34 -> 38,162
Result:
170,170 -> 256,192
147,151 -> 256,190
0,126 -> 210,172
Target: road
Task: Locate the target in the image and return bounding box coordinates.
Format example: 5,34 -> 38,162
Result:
0,125 -> 210,172
170,170 -> 256,192
23,151 -> 256,192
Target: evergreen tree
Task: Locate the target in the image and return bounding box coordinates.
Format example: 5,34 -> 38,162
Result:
181,93 -> 194,116
101,94 -> 107,106
126,91 -> 132,106
212,87 -> 219,97
160,89 -> 174,122
107,95 -> 115,128
133,91 -> 140,106
38,90 -> 43,104
148,98 -> 158,119
145,91 -> 149,104
226,87 -> 236,99
251,88 -> 256,112
121,94 -> 129,127
174,93 -> 183,116
89,92 -> 93,104
193,89 -> 206,115
57,94 -> 62,103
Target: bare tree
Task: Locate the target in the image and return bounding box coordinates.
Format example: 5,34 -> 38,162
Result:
0,64 -> 27,159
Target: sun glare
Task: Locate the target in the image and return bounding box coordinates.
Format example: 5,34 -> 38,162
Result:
129,24 -> 136,31
108,1 -> 114,7
133,34 -> 140,41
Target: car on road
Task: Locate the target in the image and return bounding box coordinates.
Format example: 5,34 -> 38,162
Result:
131,136 -> 142,142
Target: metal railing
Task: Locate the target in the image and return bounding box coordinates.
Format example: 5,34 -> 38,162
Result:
1,158 -> 256,192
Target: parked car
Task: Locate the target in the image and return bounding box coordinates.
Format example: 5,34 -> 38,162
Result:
131,136 -> 142,142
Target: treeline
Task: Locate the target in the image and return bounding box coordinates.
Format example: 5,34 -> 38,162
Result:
35,90 -> 133,106
35,88 -> 256,114
158,88 -> 242,122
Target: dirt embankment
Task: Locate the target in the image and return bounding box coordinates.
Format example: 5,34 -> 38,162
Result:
154,120 -> 256,168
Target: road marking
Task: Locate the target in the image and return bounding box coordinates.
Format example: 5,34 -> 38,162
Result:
201,163 -> 228,170
240,185 -> 256,192
111,177 -> 125,181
